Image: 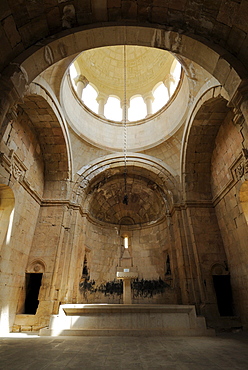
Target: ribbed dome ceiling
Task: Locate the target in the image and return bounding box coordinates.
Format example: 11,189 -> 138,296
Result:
74,46 -> 175,100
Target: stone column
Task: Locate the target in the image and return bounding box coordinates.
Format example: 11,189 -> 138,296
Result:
121,99 -> 130,122
96,93 -> 108,117
163,73 -> 175,99
123,279 -> 132,304
74,75 -> 89,100
143,92 -> 154,117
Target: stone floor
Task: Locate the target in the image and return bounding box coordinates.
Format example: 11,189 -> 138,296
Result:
1,332 -> 248,369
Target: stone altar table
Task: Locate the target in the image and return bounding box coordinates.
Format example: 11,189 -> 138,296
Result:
39,304 -> 214,336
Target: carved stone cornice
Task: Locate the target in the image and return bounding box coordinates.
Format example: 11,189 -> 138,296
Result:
212,150 -> 248,207
0,151 -> 11,172
232,107 -> 245,127
0,149 -> 42,204
229,80 -> 248,126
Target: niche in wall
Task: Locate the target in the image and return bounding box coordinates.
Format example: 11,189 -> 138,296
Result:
212,264 -> 234,317
24,273 -> 43,314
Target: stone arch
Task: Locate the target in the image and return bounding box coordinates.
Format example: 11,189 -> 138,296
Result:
182,86 -> 230,201
26,259 -> 46,274
72,153 -> 179,226
74,153 -> 180,207
0,184 -> 15,249
19,82 -> 72,181
1,26 -> 247,128
19,27 -> 247,91
211,263 -> 229,276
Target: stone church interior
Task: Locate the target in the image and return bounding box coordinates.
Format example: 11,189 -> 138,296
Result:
1,0 -> 248,338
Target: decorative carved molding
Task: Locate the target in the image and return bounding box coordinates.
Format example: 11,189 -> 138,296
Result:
0,150 -> 27,181
62,5 -> 76,29
0,150 -> 42,204
8,150 -> 27,181
58,42 -> 67,58
10,63 -> 29,98
0,151 -> 11,172
234,149 -> 248,180
6,104 -> 18,122
233,107 -> 245,127
44,45 -> 54,65
235,161 -> 244,179
229,81 -> 248,126
27,259 -> 46,273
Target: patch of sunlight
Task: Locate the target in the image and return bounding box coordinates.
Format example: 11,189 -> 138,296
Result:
153,83 -> 169,113
82,84 -> 98,114
6,208 -> 15,245
105,96 -> 122,121
128,96 -> 146,121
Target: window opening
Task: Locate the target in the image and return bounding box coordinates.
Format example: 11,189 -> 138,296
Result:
105,96 -> 122,121
128,96 -> 146,121
124,236 -> 128,249
82,84 -> 98,113
153,83 -> 169,112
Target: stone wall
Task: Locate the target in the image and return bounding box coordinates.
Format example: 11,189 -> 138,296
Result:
211,114 -> 248,327
80,218 -> 176,304
0,112 -> 44,334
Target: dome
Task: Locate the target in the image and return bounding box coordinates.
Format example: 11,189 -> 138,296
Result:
61,46 -> 187,151
69,45 -> 182,122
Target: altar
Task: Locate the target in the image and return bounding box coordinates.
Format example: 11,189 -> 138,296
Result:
39,304 -> 214,336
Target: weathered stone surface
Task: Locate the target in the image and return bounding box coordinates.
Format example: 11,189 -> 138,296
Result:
46,7 -> 61,33
121,0 -> 137,19
227,27 -> 246,55
151,6 -> 168,23
217,0 -> 240,27
18,16 -> 49,48
0,0 -> 11,21
3,16 -> 21,48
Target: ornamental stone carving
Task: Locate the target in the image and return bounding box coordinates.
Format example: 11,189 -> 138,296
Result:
62,5 -> 76,29
12,161 -> 24,181
236,161 -> 244,179
44,45 -> 54,65
0,150 -> 27,182
234,149 -> 248,180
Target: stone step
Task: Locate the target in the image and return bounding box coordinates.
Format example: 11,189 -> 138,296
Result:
40,327 -> 215,337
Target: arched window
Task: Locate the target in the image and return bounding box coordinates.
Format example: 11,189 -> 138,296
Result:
128,96 -> 146,121
153,83 -> 169,113
82,84 -> 98,114
124,236 -> 128,249
105,96 -> 122,121
169,60 -> 181,96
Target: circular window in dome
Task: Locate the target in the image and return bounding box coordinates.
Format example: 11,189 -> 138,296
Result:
69,45 -> 181,123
